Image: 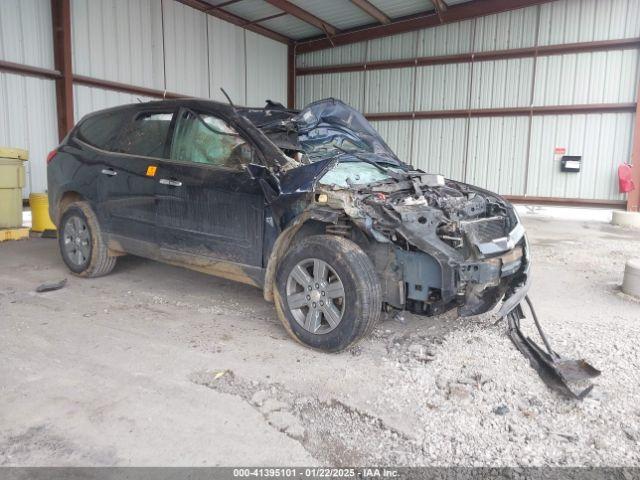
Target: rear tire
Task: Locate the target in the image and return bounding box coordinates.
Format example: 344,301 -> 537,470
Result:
58,201 -> 116,277
275,235 -> 381,352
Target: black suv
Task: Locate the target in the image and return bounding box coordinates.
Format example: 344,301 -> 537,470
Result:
48,98 -> 529,352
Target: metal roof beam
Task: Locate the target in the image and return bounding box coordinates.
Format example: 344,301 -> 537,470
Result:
51,0 -> 74,140
432,0 -> 448,14
296,0 -> 554,53
204,0 -> 245,10
349,0 -> 391,25
432,0 -> 448,21
264,0 -> 338,36
176,0 -> 291,44
242,11 -> 287,26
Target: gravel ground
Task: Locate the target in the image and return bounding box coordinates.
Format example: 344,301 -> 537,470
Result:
1,210 -> 639,466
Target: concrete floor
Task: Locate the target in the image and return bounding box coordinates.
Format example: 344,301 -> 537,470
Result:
1,212 -> 639,466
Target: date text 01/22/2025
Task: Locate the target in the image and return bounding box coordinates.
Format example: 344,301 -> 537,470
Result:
232,468 -> 399,478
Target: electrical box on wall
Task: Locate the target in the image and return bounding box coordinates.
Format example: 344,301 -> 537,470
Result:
561,155 -> 581,172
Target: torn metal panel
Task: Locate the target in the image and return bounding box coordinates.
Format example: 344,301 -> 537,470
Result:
506,296 -> 601,399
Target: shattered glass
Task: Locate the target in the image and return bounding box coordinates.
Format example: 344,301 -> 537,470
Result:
319,161 -> 395,187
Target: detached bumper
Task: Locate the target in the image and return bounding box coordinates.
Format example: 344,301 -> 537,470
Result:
504,296 -> 600,399
497,274 -> 530,317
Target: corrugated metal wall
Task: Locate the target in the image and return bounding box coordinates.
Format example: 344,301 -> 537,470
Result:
0,73 -> 58,197
70,0 -> 165,90
0,0 -> 57,197
296,0 -> 640,201
1,0 -> 287,197
71,0 -> 288,110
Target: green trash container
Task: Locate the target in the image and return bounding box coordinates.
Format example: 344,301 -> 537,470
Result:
0,148 -> 29,229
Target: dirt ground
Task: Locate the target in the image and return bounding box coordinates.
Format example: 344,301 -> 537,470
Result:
1,210 -> 639,466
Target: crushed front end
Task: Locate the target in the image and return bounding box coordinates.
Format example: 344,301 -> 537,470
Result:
317,172 -> 529,320
242,97 -> 599,398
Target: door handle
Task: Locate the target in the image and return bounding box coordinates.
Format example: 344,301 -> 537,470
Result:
159,178 -> 182,187
101,168 -> 117,176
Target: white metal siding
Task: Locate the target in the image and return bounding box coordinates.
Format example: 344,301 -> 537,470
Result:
297,43 -> 366,69
162,0 -> 209,98
71,0 -> 288,106
473,6 -> 539,52
369,120 -> 413,163
412,118 -> 469,182
73,84 -> 154,123
296,72 -> 365,111
367,32 -> 417,62
365,68 -> 414,113
0,0 -> 54,69
527,113 -> 633,200
470,58 -> 534,109
292,0 -> 640,201
537,0 -> 640,46
417,20 -> 474,57
208,16 -> 246,105
415,63 -> 471,111
245,31 -> 287,107
533,49 -> 640,106
465,116 -> 530,195
71,0 -> 164,89
0,72 -> 58,196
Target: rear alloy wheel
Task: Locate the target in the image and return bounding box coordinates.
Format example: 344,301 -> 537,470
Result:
58,201 -> 116,277
275,234 -> 382,352
62,215 -> 91,268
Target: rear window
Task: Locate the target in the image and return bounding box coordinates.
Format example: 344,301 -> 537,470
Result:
76,109 -> 131,150
114,112 -> 173,158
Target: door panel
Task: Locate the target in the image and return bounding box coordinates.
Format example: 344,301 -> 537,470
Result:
156,162 -> 264,266
96,155 -> 158,256
156,108 -> 265,268
94,109 -> 175,257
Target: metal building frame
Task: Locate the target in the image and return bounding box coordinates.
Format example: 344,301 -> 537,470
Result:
0,0 -> 638,209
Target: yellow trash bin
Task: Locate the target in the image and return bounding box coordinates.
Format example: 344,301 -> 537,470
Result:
30,193 -> 57,232
0,148 -> 28,229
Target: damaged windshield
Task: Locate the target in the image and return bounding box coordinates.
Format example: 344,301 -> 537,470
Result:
238,98 -> 412,185
319,161 -> 401,187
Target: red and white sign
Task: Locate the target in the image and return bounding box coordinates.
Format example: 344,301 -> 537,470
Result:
554,147 -> 567,155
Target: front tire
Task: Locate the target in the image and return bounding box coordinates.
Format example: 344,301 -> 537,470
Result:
58,201 -> 116,277
275,235 -> 382,352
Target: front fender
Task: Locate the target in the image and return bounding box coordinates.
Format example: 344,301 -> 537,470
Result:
262,208 -> 340,302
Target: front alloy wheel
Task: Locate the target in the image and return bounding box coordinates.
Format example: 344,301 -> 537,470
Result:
275,234 -> 382,352
285,258 -> 346,334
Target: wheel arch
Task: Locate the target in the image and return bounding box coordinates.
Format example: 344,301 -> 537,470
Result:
263,209 -> 343,302
54,190 -> 85,226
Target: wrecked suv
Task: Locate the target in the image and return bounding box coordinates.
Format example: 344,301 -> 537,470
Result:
48,98 -> 529,352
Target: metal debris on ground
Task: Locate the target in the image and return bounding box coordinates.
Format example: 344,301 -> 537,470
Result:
35,278 -> 67,293
505,295 -> 601,399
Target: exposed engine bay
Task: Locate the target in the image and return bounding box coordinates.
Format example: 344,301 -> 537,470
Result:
240,98 -> 599,399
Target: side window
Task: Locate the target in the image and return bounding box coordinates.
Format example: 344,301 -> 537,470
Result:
170,110 -> 254,169
114,112 -> 173,158
76,109 -> 131,150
